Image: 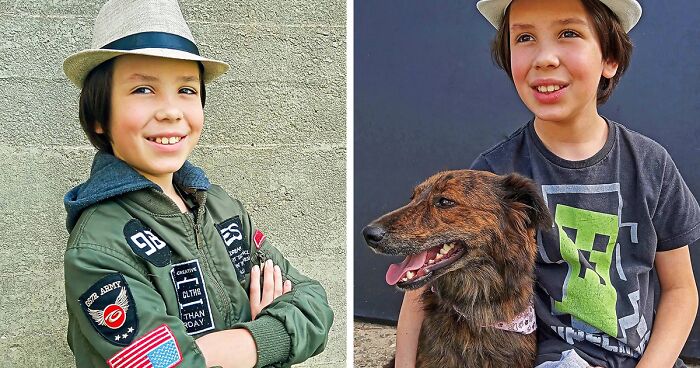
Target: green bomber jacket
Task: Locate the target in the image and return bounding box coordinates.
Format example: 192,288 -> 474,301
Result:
63,153 -> 333,368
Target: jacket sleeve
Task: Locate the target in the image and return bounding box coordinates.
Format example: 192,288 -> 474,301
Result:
64,243 -> 209,368
231,200 -> 334,368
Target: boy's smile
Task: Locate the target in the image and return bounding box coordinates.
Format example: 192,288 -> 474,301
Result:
101,54 -> 204,188
508,0 -> 618,124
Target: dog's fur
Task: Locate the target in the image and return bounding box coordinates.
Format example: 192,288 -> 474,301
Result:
363,170 -> 552,368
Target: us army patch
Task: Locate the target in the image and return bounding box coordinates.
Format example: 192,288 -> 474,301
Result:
124,219 -> 171,267
170,259 -> 215,335
215,216 -> 251,280
79,273 -> 138,346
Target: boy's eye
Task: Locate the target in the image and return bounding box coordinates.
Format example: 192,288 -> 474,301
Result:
560,30 -> 580,38
179,87 -> 198,95
515,34 -> 534,43
132,87 -> 154,94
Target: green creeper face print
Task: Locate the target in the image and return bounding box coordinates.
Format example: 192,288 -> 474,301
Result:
553,204 -> 619,336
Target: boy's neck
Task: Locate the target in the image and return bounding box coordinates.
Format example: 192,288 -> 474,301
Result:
138,171 -> 189,213
533,113 -> 609,162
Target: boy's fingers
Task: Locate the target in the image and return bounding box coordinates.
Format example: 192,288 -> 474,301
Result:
283,279 -> 292,294
261,259 -> 274,306
249,265 -> 261,318
249,265 -> 261,301
273,265 -> 283,298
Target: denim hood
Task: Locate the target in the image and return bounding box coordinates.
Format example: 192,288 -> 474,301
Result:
64,151 -> 210,232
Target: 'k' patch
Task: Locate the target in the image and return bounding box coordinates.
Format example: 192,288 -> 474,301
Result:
170,259 -> 215,335
215,216 -> 251,280
79,273 -> 138,346
124,219 -> 171,267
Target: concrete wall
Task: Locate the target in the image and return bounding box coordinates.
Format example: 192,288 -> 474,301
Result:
0,0 -> 345,366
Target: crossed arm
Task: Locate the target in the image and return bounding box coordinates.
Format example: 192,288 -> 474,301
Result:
196,260 -> 293,368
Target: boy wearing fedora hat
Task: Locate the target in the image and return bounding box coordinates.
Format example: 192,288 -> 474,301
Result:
62,1 -> 333,367
395,1 -> 700,367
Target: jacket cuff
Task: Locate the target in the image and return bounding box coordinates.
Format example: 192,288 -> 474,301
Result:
239,316 -> 292,368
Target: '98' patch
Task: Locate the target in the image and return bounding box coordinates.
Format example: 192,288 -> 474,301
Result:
170,259 -> 215,335
79,273 -> 138,346
215,216 -> 251,280
124,219 -> 171,267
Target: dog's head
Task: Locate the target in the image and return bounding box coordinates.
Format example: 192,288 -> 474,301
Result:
363,170 -> 552,290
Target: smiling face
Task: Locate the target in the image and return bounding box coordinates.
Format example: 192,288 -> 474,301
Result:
508,0 -> 619,124
100,54 -> 204,185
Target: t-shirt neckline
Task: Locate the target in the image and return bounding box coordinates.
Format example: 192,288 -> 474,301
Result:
527,117 -> 616,169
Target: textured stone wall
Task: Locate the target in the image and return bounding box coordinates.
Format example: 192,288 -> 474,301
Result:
0,0 -> 346,366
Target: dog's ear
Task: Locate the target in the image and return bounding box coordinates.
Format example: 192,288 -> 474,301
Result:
499,173 -> 552,230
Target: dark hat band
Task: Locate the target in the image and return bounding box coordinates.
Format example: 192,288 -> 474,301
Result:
101,31 -> 200,55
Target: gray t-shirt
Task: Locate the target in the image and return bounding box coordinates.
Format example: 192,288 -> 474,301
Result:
471,119 -> 700,368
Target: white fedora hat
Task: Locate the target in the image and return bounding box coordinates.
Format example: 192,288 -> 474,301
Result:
476,0 -> 642,33
63,0 -> 229,87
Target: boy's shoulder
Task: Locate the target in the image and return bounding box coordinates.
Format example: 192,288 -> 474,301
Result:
611,120 -> 670,157
471,122 -> 529,173
67,199 -> 131,248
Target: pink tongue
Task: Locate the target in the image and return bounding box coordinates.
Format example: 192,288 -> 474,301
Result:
386,251 -> 428,285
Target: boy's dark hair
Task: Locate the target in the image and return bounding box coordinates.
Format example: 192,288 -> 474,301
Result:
79,59 -> 207,153
491,0 -> 633,105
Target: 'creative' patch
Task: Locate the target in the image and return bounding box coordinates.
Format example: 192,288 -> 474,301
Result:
124,219 -> 171,267
79,273 -> 138,346
170,259 -> 215,335
215,216 -> 251,280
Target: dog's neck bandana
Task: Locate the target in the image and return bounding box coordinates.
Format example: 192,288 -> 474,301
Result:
431,286 -> 536,335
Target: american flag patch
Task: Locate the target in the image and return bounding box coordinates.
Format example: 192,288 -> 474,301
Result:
108,324 -> 182,368
253,229 -> 266,249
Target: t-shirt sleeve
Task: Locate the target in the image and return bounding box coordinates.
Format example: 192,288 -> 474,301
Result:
469,154 -> 495,173
653,152 -> 700,251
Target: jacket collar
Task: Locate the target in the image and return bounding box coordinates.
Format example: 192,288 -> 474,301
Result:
64,151 -> 210,232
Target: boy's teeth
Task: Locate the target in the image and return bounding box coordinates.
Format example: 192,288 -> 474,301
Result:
151,136 -> 182,145
537,85 -> 562,93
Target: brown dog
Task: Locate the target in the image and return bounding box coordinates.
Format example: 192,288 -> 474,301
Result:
363,170 -> 552,368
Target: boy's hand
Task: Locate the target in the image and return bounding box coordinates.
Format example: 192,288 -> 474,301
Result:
250,259 -> 293,319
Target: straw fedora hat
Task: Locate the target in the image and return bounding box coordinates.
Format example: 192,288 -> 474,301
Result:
63,0 -> 229,87
476,0 -> 642,33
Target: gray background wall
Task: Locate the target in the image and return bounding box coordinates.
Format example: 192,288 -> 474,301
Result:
0,0 -> 345,366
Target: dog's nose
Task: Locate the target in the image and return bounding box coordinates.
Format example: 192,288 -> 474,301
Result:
362,225 -> 386,247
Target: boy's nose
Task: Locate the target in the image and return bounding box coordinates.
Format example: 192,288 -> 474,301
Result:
155,107 -> 184,121
533,45 -> 560,70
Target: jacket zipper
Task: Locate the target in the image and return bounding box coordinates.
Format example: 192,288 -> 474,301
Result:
185,210 -> 233,324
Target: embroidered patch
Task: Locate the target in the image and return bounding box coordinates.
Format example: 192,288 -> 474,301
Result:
170,259 -> 215,335
215,216 -> 251,280
79,273 -> 138,346
124,219 -> 171,267
253,229 -> 266,249
108,324 -> 182,368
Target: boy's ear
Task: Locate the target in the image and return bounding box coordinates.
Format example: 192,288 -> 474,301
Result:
95,122 -> 104,134
602,59 -> 619,79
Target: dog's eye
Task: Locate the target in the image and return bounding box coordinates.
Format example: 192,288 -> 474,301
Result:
435,197 -> 455,208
